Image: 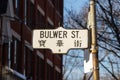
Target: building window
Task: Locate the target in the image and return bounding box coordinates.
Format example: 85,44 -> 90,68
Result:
36,10 -> 45,29
25,46 -> 33,79
36,56 -> 44,80
27,1 -> 34,30
56,0 -> 60,12
2,43 -> 8,66
10,37 -> 21,73
0,0 -> 8,14
13,0 -> 20,17
55,70 -> 61,80
46,64 -> 53,80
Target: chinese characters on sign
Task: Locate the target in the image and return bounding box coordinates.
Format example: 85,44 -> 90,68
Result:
32,27 -> 88,54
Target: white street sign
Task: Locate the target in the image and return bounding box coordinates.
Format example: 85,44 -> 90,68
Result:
84,49 -> 93,73
32,27 -> 88,54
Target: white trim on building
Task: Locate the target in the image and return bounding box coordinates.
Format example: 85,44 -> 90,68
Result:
37,5 -> 45,16
12,29 -> 21,41
30,0 -> 34,4
55,66 -> 61,73
47,59 -> 53,67
25,40 -> 33,51
37,51 -> 44,59
47,17 -> 54,25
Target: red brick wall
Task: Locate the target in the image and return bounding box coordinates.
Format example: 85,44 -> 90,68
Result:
2,0 -> 63,80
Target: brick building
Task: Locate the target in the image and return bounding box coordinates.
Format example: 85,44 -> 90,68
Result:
0,0 -> 63,80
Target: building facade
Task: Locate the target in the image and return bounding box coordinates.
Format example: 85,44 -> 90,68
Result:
0,0 -> 63,80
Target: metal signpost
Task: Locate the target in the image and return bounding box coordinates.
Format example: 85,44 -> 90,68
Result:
90,0 -> 99,80
84,0 -> 99,80
32,27 -> 88,54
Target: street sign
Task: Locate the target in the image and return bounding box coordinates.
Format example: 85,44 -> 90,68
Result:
84,49 -> 93,73
32,27 -> 88,54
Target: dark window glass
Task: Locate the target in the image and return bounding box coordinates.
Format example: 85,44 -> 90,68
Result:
0,0 -> 8,14
36,10 -> 45,29
55,70 -> 61,80
46,64 -> 53,80
13,0 -> 20,17
25,46 -> 33,79
10,37 -> 21,73
27,2 -> 34,30
36,56 -> 44,80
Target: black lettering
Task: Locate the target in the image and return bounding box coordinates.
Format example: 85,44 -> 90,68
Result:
45,31 -> 49,38
53,31 -> 58,38
71,31 -> 75,38
71,31 -> 79,38
74,40 -> 82,47
40,31 -> 68,38
56,40 -> 64,47
38,40 -> 46,47
49,31 -> 54,38
63,31 -> 67,38
59,31 -> 62,38
76,31 -> 79,38
40,31 -> 44,38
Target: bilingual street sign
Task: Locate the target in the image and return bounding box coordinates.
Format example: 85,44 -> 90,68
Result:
32,27 -> 88,54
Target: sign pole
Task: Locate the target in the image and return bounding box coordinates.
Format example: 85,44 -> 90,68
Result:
90,0 -> 99,80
